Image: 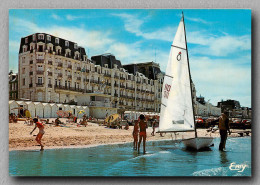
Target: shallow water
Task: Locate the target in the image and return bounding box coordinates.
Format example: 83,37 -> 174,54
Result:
9,137 -> 251,176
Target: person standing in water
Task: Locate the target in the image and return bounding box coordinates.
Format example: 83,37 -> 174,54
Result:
218,112 -> 231,151
138,114 -> 148,154
132,120 -> 139,150
30,118 -> 45,151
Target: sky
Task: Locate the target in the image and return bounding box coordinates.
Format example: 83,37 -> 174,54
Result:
9,9 -> 251,107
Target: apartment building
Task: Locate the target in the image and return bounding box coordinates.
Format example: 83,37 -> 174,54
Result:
18,33 -> 162,118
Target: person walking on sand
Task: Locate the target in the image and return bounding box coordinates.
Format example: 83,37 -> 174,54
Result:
138,114 -> 148,154
218,111 -> 231,151
132,120 -> 139,150
151,120 -> 156,136
30,118 -> 45,151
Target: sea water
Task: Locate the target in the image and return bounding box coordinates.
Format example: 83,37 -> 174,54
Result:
9,137 -> 251,176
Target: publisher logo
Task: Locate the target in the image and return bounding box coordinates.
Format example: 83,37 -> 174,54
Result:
229,162 -> 248,172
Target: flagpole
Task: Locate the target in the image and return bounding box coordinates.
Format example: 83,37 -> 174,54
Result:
182,12 -> 198,138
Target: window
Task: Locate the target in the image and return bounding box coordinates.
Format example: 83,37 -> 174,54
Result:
55,38 -> 59,44
33,34 -> 36,41
48,78 -> 51,85
65,41 -> 69,47
37,65 -> 43,71
74,44 -> 78,49
37,77 -> 42,84
38,34 -> 44,40
23,78 -> 25,86
25,37 -> 28,44
47,35 -> 51,41
22,68 -> 25,74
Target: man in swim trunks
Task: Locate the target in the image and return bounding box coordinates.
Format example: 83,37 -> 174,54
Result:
138,114 -> 148,154
30,118 -> 45,151
132,120 -> 139,150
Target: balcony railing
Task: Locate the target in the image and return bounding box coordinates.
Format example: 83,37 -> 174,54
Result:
36,59 -> 44,63
29,71 -> 33,76
104,73 -> 111,77
29,83 -> 33,88
48,84 -> 52,88
48,61 -> 53,65
30,60 -> 33,64
58,73 -> 63,78
120,77 -> 126,80
36,83 -> 44,87
68,64 -> 72,69
36,70 -> 44,75
77,77 -> 81,81
76,67 -> 81,71
68,75 -> 72,79
114,75 -> 119,79
114,84 -> 119,87
48,72 -> 52,76
58,63 -> 63,67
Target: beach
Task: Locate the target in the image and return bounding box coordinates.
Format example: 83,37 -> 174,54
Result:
9,118 -> 250,151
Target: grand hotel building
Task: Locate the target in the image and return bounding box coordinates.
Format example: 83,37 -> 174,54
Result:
18,33 -> 165,118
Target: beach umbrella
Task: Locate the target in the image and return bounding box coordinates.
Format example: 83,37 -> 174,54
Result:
78,110 -> 85,115
105,113 -> 120,123
56,110 -> 66,118
25,110 -> 31,118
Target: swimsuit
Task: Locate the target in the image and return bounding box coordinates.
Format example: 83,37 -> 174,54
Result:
139,131 -> 146,137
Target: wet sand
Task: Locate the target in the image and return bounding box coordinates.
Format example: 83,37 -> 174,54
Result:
9,118 -> 251,151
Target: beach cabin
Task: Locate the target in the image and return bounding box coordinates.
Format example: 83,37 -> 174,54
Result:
42,103 -> 52,118
9,100 -> 19,115
50,103 -> 58,118
76,106 -> 83,118
64,104 -> 72,113
82,106 -> 90,116
34,102 -> 44,118
70,105 -> 76,116
24,101 -> 35,118
56,104 -> 65,111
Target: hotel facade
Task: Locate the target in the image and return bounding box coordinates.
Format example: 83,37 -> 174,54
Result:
18,33 -> 164,118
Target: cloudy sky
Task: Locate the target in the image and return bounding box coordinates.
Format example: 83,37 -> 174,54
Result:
9,9 -> 251,107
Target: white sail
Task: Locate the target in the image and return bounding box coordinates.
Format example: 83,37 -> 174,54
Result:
159,15 -> 195,132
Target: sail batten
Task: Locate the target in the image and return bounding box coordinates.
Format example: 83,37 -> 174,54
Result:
159,14 -> 195,133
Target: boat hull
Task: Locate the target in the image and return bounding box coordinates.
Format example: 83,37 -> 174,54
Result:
182,137 -> 213,150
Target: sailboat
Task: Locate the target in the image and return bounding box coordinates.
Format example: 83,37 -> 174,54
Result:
158,13 -> 213,150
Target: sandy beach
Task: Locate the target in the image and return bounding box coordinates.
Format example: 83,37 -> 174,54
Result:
9,118 -> 251,151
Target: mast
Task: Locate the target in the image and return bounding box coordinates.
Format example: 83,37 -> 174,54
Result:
182,12 -> 198,138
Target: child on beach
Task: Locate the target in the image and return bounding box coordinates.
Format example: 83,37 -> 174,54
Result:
138,114 -> 148,154
30,118 -> 45,151
132,120 -> 139,150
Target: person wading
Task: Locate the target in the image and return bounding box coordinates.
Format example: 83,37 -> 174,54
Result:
30,118 -> 45,151
138,114 -> 148,154
218,112 -> 231,151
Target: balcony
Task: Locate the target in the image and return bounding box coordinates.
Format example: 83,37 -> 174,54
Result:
48,61 -> 53,65
36,70 -> 44,75
48,72 -> 52,76
120,77 -> 126,80
29,71 -> 33,76
48,84 -> 52,88
136,81 -> 141,84
36,59 -> 44,63
68,75 -> 72,79
120,85 -> 125,88
68,64 -> 72,69
114,84 -> 119,87
36,83 -> 44,87
57,63 -> 63,68
76,67 -> 81,72
104,73 -> 111,77
58,73 -> 63,78
105,83 -> 111,86
77,77 -> 81,81
114,93 -> 119,97
85,69 -> 90,73
114,75 -> 119,79
30,60 -> 33,64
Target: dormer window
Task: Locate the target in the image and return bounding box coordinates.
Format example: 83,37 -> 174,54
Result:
74,44 -> 78,49
55,38 -> 59,44
33,34 -> 36,41
47,35 -> 51,41
65,41 -> 69,47
104,64 -> 108,68
38,34 -> 44,40
25,37 -> 28,44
